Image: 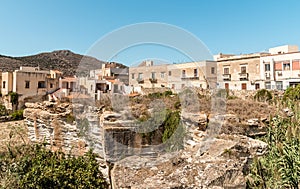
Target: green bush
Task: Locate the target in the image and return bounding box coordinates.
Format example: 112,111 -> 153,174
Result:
163,90 -> 173,97
174,101 -> 181,109
147,91 -> 173,99
1,144 -> 108,188
227,95 -> 238,100
10,110 -> 23,120
9,92 -> 18,105
0,104 -> 7,116
66,113 -> 75,124
147,92 -> 163,99
162,110 -> 185,151
284,85 -> 300,101
247,100 -> 300,188
254,89 -> 273,103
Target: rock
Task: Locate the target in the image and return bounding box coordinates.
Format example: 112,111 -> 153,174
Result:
283,108 -> 294,117
111,134 -> 267,188
247,118 -> 259,126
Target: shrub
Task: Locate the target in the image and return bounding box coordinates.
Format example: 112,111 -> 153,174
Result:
162,110 -> 185,151
0,104 -> 7,116
174,101 -> 181,109
66,113 -> 75,124
1,144 -> 108,188
9,92 -> 18,105
284,85 -> 300,101
10,110 -> 23,120
147,92 -> 163,99
254,89 -> 273,103
227,95 -> 238,100
247,100 -> 300,188
163,90 -> 173,97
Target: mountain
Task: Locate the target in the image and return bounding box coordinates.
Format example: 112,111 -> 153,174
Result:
0,50 -> 110,76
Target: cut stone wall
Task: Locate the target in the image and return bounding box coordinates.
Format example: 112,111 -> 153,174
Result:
23,101 -> 104,156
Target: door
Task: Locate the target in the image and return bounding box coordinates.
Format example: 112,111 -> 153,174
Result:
225,83 -> 229,90
241,83 -> 247,90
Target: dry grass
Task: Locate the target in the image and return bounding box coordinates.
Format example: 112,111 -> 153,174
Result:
0,121 -> 28,153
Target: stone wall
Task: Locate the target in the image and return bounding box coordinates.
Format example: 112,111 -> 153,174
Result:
23,101 -> 104,156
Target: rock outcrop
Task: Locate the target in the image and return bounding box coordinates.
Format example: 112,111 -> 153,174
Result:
111,133 -> 267,189
23,100 -> 270,188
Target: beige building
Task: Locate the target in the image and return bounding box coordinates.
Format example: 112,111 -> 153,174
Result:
129,60 -> 168,89
216,53 -> 269,90
1,72 -> 13,95
129,60 -> 217,92
168,61 -> 217,91
2,66 -> 61,100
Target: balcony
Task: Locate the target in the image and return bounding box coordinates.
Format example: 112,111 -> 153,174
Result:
181,75 -> 199,80
137,78 -> 144,84
222,74 -> 231,81
149,78 -> 157,83
239,73 -> 249,80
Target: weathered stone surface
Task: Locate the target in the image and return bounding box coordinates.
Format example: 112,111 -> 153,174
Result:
111,133 -> 267,189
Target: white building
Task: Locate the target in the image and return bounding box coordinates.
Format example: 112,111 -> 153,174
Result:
260,45 -> 300,90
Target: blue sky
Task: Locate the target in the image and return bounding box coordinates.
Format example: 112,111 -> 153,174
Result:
0,0 -> 300,65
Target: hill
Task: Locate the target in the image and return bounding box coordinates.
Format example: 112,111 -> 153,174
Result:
0,50 -> 112,76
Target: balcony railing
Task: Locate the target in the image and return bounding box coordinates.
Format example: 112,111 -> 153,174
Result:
222,74 -> 231,81
181,76 -> 199,80
239,73 -> 249,80
137,78 -> 144,84
149,78 -> 157,83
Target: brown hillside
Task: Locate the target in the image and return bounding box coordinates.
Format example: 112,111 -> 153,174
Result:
0,50 -> 108,76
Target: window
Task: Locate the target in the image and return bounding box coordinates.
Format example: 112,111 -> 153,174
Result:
182,70 -> 186,78
131,73 -> 135,79
255,83 -> 260,90
161,72 -> 165,78
168,71 -> 172,76
2,81 -> 6,89
172,84 -> 175,89
181,84 -> 185,89
265,82 -> 271,89
276,81 -> 283,90
151,72 -> 156,79
38,81 -> 46,88
194,69 -> 198,77
283,63 -> 290,70
223,67 -> 229,74
25,81 -> 30,88
91,85 -> 93,91
211,67 -> 215,74
138,73 -> 143,79
265,64 -> 270,71
241,66 -> 247,74
50,83 -> 53,88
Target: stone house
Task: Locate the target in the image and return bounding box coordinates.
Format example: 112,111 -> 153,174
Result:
1,67 -> 62,109
2,67 -> 60,98
129,60 -> 217,92
129,60 -> 168,89
102,62 -> 129,85
78,63 -> 128,100
216,53 -> 269,90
